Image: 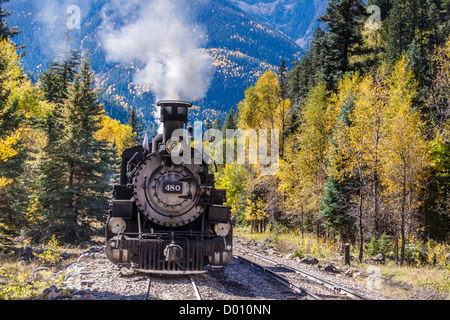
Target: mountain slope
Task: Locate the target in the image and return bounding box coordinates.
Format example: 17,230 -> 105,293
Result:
231,0 -> 329,49
5,0 -> 305,127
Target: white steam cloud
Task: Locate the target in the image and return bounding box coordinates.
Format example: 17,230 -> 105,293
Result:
100,0 -> 215,102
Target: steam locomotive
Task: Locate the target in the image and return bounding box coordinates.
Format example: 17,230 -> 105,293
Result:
105,101 -> 233,274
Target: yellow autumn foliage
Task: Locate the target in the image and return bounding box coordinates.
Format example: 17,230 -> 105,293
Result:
381,57 -> 431,204
244,198 -> 268,222
0,40 -> 53,119
95,113 -> 135,156
0,131 -> 20,188
279,80 -> 332,214
0,131 -> 19,162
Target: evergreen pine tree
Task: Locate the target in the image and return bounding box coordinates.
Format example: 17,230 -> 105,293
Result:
287,61 -> 301,107
427,0 -> 441,47
278,60 -> 287,100
205,118 -> 212,131
406,0 -> 432,58
287,27 -> 326,108
287,55 -> 313,107
322,83 -> 358,243
443,0 -> 450,37
212,118 -> 222,131
40,47 -> 80,144
319,176 -> 355,242
41,48 -> 80,105
386,0 -> 437,68
0,0 -> 19,41
222,107 -> 237,137
310,27 -> 327,77
368,0 -> 393,21
127,105 -> 144,146
318,0 -> 368,89
386,0 -> 409,66
38,59 -> 114,243
407,40 -> 429,88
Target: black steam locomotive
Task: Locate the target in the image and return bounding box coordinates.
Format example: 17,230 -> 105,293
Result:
105,101 -> 233,274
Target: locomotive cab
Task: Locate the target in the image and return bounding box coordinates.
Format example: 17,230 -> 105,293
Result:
105,100 -> 233,274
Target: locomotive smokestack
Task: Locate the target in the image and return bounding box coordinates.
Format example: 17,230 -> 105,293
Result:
157,100 -> 192,144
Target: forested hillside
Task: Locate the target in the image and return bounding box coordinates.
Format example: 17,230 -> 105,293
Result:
0,0 -> 136,244
216,0 -> 450,267
232,0 -> 329,48
0,0 -> 306,245
5,0 -> 305,129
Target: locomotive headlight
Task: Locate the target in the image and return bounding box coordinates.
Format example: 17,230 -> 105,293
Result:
214,222 -> 232,237
166,137 -> 183,155
108,218 -> 127,235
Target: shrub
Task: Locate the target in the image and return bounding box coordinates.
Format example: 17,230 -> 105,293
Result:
404,241 -> 428,266
366,233 -> 394,257
0,261 -> 57,300
293,248 -> 305,259
425,240 -> 449,266
366,238 -> 380,257
36,235 -> 62,265
379,233 -> 394,256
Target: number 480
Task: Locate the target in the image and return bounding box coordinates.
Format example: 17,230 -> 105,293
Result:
165,184 -> 181,192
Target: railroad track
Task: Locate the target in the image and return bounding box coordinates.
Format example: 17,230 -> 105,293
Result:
140,246 -> 369,301
235,254 -> 321,300
234,246 -> 369,300
144,276 -> 202,300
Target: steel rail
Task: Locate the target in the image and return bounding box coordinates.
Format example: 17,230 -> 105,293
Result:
143,275 -> 203,300
235,245 -> 370,300
189,277 -> 202,300
235,254 -> 322,300
144,276 -> 152,300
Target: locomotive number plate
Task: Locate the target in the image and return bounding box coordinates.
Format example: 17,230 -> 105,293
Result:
162,182 -> 183,194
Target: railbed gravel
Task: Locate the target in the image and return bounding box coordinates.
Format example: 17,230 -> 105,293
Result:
52,237 -> 389,300
233,238 -> 390,301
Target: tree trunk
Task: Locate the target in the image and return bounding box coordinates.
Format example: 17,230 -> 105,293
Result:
344,243 -> 351,266
358,186 -> 364,263
400,171 -> 407,266
373,168 -> 380,237
395,233 -> 399,265
301,211 -> 304,238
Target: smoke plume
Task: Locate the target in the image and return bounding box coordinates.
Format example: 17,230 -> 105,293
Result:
100,0 -> 215,102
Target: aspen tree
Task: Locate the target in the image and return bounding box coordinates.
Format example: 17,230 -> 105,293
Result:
237,70 -> 292,228
277,80 -> 333,233
330,72 -> 390,261
381,57 -> 431,265
0,131 -> 18,187
322,73 -> 362,243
